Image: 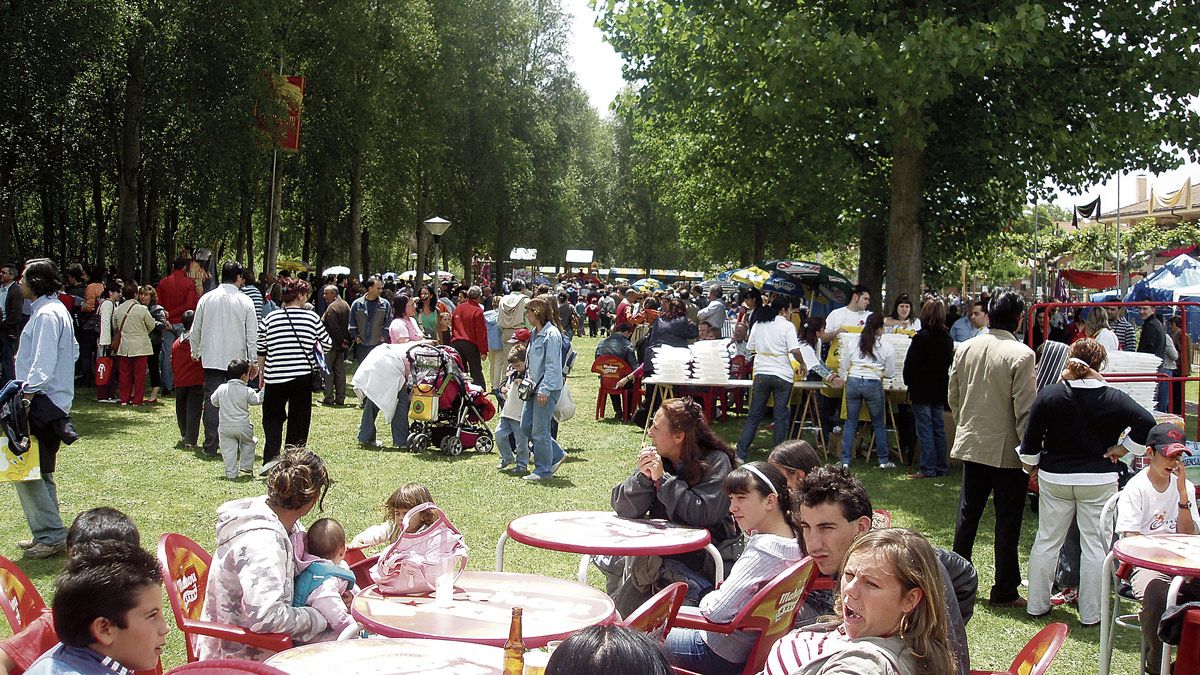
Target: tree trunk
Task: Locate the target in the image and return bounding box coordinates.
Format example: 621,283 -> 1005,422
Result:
142,174 -> 158,282
39,177 -> 55,260
348,155 -> 363,278
92,170 -> 107,269
78,192 -> 91,264
116,41 -> 144,277
361,227 -> 371,277
302,216 -> 312,264
240,177 -> 254,274
884,109 -> 926,307
164,200 -> 178,266
492,213 -> 507,294
857,215 -> 887,312
0,156 -> 12,262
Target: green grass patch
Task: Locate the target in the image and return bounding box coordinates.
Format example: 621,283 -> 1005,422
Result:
0,335 -> 1135,672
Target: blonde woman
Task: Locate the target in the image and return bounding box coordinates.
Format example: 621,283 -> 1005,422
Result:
765,528 -> 955,675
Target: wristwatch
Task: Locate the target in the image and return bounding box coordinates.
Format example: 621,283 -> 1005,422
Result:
1180,501 -> 1193,510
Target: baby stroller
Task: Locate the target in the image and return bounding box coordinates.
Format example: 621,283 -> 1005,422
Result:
406,344 -> 496,456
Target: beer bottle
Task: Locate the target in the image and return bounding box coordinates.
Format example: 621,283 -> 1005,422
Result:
503,606 -> 525,674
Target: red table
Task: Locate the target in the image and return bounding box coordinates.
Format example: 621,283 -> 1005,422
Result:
350,571 -> 615,648
1100,534 -> 1200,675
265,637 -> 504,674
495,510 -> 725,584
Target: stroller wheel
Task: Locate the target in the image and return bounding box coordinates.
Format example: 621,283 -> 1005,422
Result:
440,435 -> 464,456
474,435 -> 495,454
408,433 -> 429,453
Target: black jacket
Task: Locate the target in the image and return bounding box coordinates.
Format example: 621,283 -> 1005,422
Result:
1020,381 -> 1156,477
1138,314 -> 1167,359
904,327 -> 954,406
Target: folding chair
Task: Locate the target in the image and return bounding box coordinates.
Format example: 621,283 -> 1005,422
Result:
620,582 -> 688,643
343,548 -> 378,589
969,622 -> 1068,675
0,554 -> 47,633
592,356 -> 634,421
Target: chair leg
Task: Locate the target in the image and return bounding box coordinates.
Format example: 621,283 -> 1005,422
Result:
596,391 -> 604,420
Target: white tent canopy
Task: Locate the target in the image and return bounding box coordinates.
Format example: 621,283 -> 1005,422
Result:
565,249 -> 594,264
509,247 -> 538,261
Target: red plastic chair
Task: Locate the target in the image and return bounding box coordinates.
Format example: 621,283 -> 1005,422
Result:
969,622 -> 1068,675
157,533 -> 293,662
0,554 -> 48,633
344,548 -> 378,589
592,356 -> 635,420
620,582 -> 688,643
669,557 -> 817,675
165,660 -> 288,674
722,354 -> 752,415
1173,608 -> 1200,675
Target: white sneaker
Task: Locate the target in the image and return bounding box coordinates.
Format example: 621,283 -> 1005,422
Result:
879,462 -> 896,469
522,473 -> 548,481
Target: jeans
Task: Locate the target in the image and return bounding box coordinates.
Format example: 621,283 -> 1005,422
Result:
495,415 -> 529,469
323,347 -> 347,404
663,628 -> 743,675
358,388 -> 411,447
201,368 -> 227,455
521,389 -> 565,478
841,376 -> 888,465
1156,366 -> 1171,413
175,384 -> 204,445
14,471 -> 67,545
160,324 -> 180,391
953,460 -> 1028,603
1026,479 -> 1115,623
912,402 -> 949,475
736,374 -> 793,460
262,376 -> 314,463
1130,568 -> 1200,670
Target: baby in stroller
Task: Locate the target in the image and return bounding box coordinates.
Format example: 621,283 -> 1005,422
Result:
406,343 -> 496,455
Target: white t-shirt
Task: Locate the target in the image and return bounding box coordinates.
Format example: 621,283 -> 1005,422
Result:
1094,328 -> 1120,353
838,336 -> 896,381
1116,469 -> 1200,535
747,316 -> 801,381
825,307 -> 871,335
885,318 -> 921,334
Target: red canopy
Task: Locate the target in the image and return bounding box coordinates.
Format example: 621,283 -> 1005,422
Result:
1059,269 -> 1119,289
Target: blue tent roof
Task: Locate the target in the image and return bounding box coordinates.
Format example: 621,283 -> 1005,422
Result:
1124,254 -> 1200,303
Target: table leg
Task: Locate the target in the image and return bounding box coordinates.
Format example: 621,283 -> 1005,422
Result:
1099,550 -> 1115,675
642,384 -> 661,436
705,544 -> 725,585
1161,575 -> 1188,675
577,555 -> 592,584
495,532 -> 509,572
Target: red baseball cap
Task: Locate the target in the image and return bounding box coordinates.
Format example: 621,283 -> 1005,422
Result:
507,328 -> 531,344
1146,422 -> 1192,458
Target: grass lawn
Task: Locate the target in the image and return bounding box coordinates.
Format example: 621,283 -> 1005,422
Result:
0,335 -> 1138,673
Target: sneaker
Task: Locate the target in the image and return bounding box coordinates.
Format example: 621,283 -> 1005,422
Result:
258,459 -> 281,477
16,539 -> 34,550
550,454 -> 566,475
23,541 -> 66,560
522,473 -> 548,481
1050,587 -> 1079,606
497,461 -> 515,471
879,462 -> 896,469
831,426 -> 843,435
99,397 -> 120,404
360,440 -> 384,449
840,463 -> 850,469
908,471 -> 935,479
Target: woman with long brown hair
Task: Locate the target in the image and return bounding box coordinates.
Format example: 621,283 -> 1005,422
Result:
607,397 -> 739,615
837,311 -> 896,468
765,528 -> 955,675
519,295 -> 567,480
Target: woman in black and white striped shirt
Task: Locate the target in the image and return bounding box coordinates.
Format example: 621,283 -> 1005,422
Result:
256,277 -> 332,465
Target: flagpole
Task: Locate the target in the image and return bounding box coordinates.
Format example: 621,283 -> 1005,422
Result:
1116,174 -> 1123,296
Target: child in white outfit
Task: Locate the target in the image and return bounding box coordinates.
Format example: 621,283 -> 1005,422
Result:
209,358 -> 264,479
291,518 -> 357,640
495,343 -> 531,472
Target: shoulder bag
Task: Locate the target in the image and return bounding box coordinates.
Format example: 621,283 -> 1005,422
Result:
283,308 -> 328,375
372,502 -> 468,595
109,302 -> 130,353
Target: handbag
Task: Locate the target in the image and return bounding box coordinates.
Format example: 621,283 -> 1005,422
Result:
284,309 -> 328,375
0,436 -> 40,482
372,502 -> 468,595
553,384 -> 575,422
94,354 -> 114,386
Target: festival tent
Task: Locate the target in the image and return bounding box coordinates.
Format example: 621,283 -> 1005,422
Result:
1123,254 -> 1200,303
1171,283 -> 1200,340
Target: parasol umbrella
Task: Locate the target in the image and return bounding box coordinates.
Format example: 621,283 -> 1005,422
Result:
399,270 -> 432,282
762,272 -> 807,298
322,265 -> 351,277
729,265 -> 772,288
761,260 -> 853,305
631,278 -> 665,292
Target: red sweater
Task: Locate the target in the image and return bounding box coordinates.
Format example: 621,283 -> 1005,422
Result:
171,335 -> 204,387
157,269 -> 199,325
450,300 -> 488,355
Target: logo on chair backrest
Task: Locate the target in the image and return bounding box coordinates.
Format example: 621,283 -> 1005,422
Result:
773,587 -> 805,623
600,363 -> 620,376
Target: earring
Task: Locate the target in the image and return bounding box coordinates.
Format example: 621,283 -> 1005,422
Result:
899,612 -> 911,638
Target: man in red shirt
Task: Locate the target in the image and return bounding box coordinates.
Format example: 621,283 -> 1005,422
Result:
615,288 -> 638,325
450,285 -> 489,388
157,257 -> 199,393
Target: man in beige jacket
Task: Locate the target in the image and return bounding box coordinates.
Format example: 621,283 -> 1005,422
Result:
948,289 -> 1036,607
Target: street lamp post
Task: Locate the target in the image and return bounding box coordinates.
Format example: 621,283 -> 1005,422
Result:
424,216 -> 451,288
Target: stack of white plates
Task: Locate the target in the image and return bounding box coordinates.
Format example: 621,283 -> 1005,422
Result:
881,333 -> 913,390
652,345 -> 692,381
690,341 -> 731,383
1102,351 -> 1163,411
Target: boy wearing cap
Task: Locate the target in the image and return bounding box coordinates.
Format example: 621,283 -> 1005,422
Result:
1116,422 -> 1199,673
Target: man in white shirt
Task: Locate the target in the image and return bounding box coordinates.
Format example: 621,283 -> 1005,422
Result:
191,261 -> 258,457
735,296 -> 804,461
697,286 -> 726,334
819,284 -> 872,342
1116,423 -> 1199,672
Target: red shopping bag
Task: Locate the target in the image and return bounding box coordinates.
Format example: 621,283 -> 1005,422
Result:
94,355 -> 113,386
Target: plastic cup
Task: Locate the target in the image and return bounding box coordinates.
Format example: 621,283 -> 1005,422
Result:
524,650 -> 550,675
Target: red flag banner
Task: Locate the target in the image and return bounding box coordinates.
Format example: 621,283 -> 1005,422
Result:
1059,269 -> 1119,289
255,74 -> 305,152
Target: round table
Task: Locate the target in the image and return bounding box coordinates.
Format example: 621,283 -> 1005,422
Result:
350,571 -> 615,648
265,637 -> 504,674
1099,534 -> 1200,675
495,510 -> 724,584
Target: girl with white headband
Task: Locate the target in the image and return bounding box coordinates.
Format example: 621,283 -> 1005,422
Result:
663,461 -> 803,674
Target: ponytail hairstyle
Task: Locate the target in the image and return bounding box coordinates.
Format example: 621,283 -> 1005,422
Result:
265,447 -> 334,512
723,461 -> 799,543
657,397 -> 736,485
768,440 -> 821,477
858,312 -> 885,360
1062,337 -> 1107,380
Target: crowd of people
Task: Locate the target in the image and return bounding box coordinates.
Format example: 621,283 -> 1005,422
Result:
0,254 -> 1195,674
